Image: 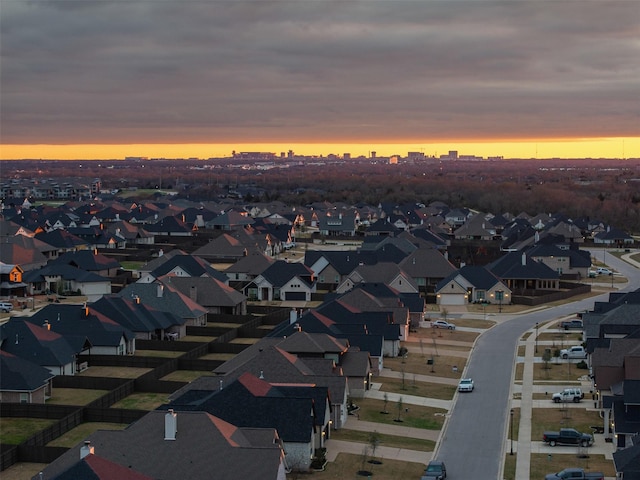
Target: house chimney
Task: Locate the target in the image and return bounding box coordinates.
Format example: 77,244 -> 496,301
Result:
134,295 -> 140,304
289,308 -> 298,325
522,253 -> 527,266
190,285 -> 197,302
80,440 -> 94,459
259,370 -> 264,379
157,284 -> 164,298
43,320 -> 50,330
294,323 -> 302,332
164,409 -> 177,440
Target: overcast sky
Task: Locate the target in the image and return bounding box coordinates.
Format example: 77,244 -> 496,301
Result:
1,0 -> 639,147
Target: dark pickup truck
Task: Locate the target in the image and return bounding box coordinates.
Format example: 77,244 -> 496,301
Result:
542,428 -> 593,447
545,467 -> 604,479
560,319 -> 583,330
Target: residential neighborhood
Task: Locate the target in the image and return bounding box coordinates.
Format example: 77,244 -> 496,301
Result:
0,189 -> 639,480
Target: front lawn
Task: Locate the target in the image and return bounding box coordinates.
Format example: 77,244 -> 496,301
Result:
329,429 -> 435,451
305,452 -> 425,480
378,378 -> 456,401
352,398 -> 446,430
46,422 -> 128,447
385,353 -> 467,379
530,408 -> 603,440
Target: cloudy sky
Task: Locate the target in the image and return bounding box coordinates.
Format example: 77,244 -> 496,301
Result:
1,0 -> 639,158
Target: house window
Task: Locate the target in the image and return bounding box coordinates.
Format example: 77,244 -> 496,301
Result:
20,393 -> 28,404
477,291 -> 485,301
334,275 -> 340,283
273,288 -> 281,300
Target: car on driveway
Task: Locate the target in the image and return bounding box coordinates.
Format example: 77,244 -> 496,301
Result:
458,378 -> 474,392
596,267 -> 613,275
431,320 -> 455,330
422,460 -> 447,479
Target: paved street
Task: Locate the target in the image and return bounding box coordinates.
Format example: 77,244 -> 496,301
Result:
326,250 -> 640,479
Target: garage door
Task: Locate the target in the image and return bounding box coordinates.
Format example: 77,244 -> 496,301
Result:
438,294 -> 466,306
285,292 -> 307,301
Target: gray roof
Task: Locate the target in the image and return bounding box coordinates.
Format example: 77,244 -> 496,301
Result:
37,410 -> 285,480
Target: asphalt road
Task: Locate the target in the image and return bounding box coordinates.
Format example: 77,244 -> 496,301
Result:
434,250 -> 640,479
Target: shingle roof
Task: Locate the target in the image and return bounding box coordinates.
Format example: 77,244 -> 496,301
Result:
0,350 -> 54,392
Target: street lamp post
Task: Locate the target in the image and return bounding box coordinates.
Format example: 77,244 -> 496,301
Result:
535,322 -> 539,353
510,409 -> 514,455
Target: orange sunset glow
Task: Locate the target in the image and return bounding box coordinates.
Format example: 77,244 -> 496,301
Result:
2,137 -> 638,161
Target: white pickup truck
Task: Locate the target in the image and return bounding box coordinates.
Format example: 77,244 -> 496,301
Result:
560,345 -> 587,359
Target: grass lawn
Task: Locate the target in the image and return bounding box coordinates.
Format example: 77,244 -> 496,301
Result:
0,418 -> 57,444
198,352 -> 236,361
377,377 -> 456,401
530,408 -> 603,440
110,392 -> 170,410
206,322 -> 243,328
78,366 -> 152,378
304,452 -> 425,480
529,454 -> 616,479
46,388 -> 109,406
0,462 -> 49,480
229,337 -> 260,345
180,335 -> 217,342
135,349 -> 184,358
385,353 -> 466,379
46,422 -> 128,447
329,429 -> 435,451
119,261 -> 145,270
161,370 -> 211,382
537,332 -> 583,343
514,362 -> 588,382
352,398 -> 446,430
411,327 -> 479,344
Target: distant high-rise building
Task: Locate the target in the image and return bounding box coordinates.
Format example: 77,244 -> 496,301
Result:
343,153 -> 351,160
371,151 -> 377,159
449,150 -> 458,160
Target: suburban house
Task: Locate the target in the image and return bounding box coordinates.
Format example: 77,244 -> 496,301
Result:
27,303 -> 135,356
526,243 -> 592,278
136,253 -> 229,285
91,294 -> 187,340
35,410 -> 288,480
398,247 -> 457,294
435,265 -> 512,306
160,275 -> 248,315
246,260 -> 316,302
336,262 -> 418,294
487,251 -> 560,296
207,343 -> 350,429
224,251 -> 275,284
23,264 -> 112,302
164,372 -> 325,472
0,350 -> 54,404
50,249 -> 123,278
0,317 -> 80,376
118,280 -> 207,328
317,212 -> 357,237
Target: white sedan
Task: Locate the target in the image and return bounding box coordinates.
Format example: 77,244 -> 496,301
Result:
431,320 -> 456,330
458,378 -> 474,392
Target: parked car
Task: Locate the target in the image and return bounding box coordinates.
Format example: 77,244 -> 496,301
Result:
458,378 -> 474,392
588,270 -> 597,278
596,267 -> 612,275
545,467 -> 604,479
0,302 -> 13,313
560,319 -> 583,330
431,320 -> 455,330
552,388 -> 584,403
542,428 -> 593,447
560,346 -> 587,359
422,460 -> 447,479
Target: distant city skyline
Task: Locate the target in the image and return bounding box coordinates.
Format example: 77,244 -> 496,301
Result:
1,1 -> 638,161
2,137 -> 638,161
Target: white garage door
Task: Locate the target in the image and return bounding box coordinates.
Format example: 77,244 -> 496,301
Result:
438,294 -> 466,306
